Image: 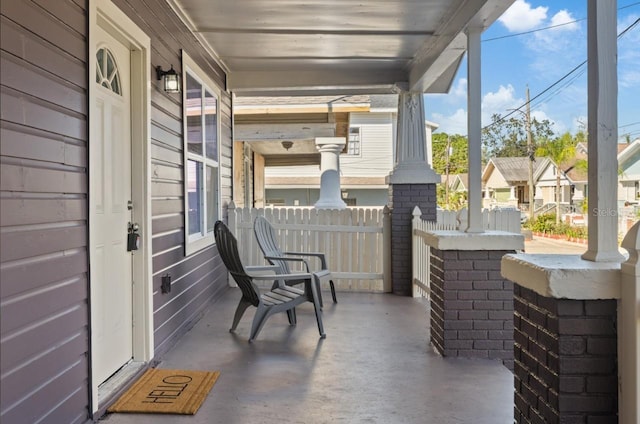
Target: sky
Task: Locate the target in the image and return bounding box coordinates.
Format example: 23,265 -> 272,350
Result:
424,0 -> 640,141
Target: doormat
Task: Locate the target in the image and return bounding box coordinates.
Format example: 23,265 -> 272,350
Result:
108,368 -> 220,415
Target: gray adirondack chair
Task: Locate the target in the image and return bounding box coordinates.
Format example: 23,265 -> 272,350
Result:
253,216 -> 337,306
214,221 -> 325,342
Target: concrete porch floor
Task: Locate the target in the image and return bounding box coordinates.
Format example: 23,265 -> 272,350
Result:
101,289 -> 514,424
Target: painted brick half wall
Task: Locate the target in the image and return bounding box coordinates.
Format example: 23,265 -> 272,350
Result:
388,183 -> 436,295
430,248 -> 515,369
514,285 -> 618,423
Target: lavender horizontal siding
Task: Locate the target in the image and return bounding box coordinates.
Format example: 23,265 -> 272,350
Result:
2,0 -> 233,422
0,1 -> 90,423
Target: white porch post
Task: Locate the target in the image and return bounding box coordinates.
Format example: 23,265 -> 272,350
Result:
386,92 -> 440,184
314,136 -> 347,210
581,0 -> 624,262
620,223 -> 640,424
509,186 -> 517,200
466,27 -> 483,233
387,92 -> 439,294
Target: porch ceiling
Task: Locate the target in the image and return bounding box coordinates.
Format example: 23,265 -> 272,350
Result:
168,0 -> 515,96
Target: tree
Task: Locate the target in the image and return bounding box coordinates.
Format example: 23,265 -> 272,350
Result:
535,132 -> 578,224
482,113 -> 554,159
432,133 -> 468,210
431,133 -> 468,174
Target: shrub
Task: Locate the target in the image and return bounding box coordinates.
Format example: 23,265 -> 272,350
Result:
528,213 -> 587,239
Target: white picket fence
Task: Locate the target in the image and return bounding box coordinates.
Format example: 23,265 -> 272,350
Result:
228,202 -> 391,292
412,207 -> 522,298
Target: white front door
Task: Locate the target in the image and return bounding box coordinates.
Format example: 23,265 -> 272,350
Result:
92,25 -> 133,385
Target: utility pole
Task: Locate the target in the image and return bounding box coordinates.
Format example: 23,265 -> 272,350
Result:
526,86 -> 534,221
445,135 -> 452,209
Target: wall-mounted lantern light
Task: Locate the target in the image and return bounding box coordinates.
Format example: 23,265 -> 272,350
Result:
156,65 -> 180,93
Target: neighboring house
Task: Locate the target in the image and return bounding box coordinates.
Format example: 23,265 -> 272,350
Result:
449,173 -> 468,194
534,158 -> 576,208
562,141 -> 589,207
482,157 -> 552,209
483,141 -> 638,215
618,138 -> 640,206
234,95 -> 439,207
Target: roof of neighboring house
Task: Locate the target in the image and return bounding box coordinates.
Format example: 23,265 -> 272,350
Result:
563,143 -> 588,182
483,157 -> 550,183
619,143 -> 631,154
618,138 -> 640,167
560,141 -> 637,183
574,141 -> 631,156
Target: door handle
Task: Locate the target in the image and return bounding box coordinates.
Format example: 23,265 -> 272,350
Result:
127,222 -> 140,251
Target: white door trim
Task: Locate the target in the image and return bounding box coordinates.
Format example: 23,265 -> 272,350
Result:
89,0 -> 152,414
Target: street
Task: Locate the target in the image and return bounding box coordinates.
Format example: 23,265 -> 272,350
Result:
523,236 -> 588,254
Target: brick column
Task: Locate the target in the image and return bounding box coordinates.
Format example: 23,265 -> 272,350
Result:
513,285 -> 618,423
430,248 -> 516,369
388,183 -> 436,295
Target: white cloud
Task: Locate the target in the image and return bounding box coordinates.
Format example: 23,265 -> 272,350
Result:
532,9 -> 581,50
481,84 -> 524,124
498,0 -> 548,32
431,109 -> 468,135
451,78 -> 467,99
618,14 -> 640,89
549,10 -> 579,31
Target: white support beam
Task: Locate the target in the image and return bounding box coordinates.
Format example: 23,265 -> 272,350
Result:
466,27 -> 483,233
581,0 -> 624,263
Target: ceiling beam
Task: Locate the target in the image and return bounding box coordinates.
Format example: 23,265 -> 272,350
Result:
236,123 -> 336,142
228,69 -> 407,96
197,27 -> 435,36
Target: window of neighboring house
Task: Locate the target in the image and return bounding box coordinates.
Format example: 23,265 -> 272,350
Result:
347,126 -> 361,156
183,52 -> 221,255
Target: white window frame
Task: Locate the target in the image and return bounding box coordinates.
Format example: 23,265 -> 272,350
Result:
346,125 -> 362,156
182,51 -> 221,255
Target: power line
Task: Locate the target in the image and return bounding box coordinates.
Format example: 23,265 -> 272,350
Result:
620,121 -> 640,129
483,17 -> 640,131
484,20 -> 584,42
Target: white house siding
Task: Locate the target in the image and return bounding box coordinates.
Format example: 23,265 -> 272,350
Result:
265,112 -> 394,206
341,112 -> 394,177
618,146 -> 640,205
485,166 -> 509,191
619,181 -> 637,204
536,164 -> 571,204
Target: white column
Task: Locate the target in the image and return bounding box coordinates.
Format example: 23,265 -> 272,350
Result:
386,92 -> 440,184
466,27 -> 483,233
509,186 -> 517,200
581,0 -> 624,262
620,222 -> 640,424
314,137 -> 347,210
